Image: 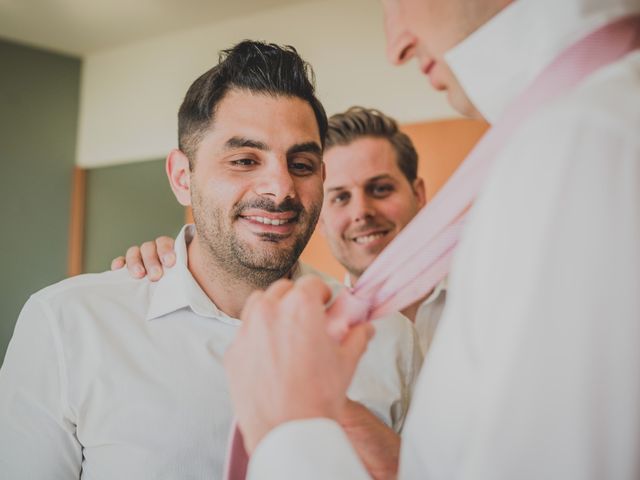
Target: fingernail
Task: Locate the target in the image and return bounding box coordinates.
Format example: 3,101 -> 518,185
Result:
151,266 -> 162,277
162,254 -> 174,265
134,265 -> 145,276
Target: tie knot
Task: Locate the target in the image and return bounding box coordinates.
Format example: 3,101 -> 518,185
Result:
326,289 -> 371,340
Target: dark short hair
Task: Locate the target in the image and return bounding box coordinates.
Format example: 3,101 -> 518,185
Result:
178,40 -> 328,165
325,106 -> 418,183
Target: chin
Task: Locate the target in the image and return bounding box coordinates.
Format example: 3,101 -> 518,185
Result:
448,90 -> 482,119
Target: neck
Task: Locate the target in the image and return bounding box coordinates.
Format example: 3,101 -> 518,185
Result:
400,298 -> 424,323
400,288 -> 434,322
187,233 -> 290,319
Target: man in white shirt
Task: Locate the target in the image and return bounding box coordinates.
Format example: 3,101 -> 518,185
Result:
321,107 -> 446,355
118,106 -> 446,355
222,1 -> 640,479
0,41 -> 420,479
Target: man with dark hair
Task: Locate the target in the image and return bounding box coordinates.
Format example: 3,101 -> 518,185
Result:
178,41 -> 328,167
0,41 -> 420,479
116,106 -> 444,355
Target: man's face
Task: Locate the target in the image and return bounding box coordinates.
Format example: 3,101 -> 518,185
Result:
190,89 -> 324,286
320,136 -> 425,280
382,0 -> 510,118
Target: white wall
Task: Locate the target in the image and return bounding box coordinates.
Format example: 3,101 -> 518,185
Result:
76,0 -> 457,168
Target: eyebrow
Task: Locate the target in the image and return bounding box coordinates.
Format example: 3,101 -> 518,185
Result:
325,174 -> 395,193
223,137 -> 322,158
224,136 -> 269,151
287,141 -> 322,157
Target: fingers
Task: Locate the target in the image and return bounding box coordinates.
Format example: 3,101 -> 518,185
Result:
263,278 -> 294,301
140,241 -> 163,281
111,256 -> 125,271
240,289 -> 265,328
240,280 -> 293,327
295,275 -> 333,305
125,246 -> 145,278
156,236 -> 176,267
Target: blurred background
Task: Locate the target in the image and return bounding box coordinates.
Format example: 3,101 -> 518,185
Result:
0,0 -> 486,361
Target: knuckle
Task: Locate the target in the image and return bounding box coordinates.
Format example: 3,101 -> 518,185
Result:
157,236 -> 173,248
111,256 -> 124,267
271,278 -> 293,291
140,241 -> 155,255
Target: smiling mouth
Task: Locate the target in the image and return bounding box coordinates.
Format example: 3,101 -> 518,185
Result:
242,215 -> 296,226
351,230 -> 389,245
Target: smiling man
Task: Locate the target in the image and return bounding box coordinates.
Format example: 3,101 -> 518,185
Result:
320,107 -> 445,352
321,111 -> 425,278
0,41 -> 420,479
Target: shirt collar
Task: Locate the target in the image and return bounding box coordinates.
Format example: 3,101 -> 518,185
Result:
420,277 -> 447,308
146,224 -> 304,323
146,224 -> 231,322
445,0 -> 640,123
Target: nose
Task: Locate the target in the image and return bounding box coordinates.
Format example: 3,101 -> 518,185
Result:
255,159 -> 296,204
349,191 -> 375,223
383,1 -> 417,65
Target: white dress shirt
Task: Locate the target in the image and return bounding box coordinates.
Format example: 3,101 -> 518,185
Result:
246,1 -> 640,478
0,225 -> 421,479
413,279 -> 447,356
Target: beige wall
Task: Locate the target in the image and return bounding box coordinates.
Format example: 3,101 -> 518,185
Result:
76,0 -> 457,168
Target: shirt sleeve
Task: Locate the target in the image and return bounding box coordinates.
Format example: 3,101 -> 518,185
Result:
0,296 -> 82,479
457,107 -> 640,479
248,418 -> 371,479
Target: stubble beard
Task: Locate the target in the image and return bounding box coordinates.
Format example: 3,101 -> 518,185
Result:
191,186 -> 321,289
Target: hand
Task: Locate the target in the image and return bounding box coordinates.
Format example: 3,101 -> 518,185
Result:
340,399 -> 400,480
110,236 -> 176,281
224,275 -> 374,453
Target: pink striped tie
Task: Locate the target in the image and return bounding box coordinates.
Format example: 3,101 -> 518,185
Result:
225,15 -> 640,480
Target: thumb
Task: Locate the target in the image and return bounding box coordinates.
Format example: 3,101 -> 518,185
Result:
339,322 -> 375,377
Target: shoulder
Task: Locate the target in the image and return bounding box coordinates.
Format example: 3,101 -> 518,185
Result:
29,268 -> 152,313
512,54 -> 640,158
484,58 -> 640,209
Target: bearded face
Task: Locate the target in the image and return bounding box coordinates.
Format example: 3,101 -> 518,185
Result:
187,90 -> 325,287
192,184 -> 321,286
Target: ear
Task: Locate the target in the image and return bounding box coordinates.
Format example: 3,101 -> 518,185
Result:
412,177 -> 427,208
166,149 -> 192,207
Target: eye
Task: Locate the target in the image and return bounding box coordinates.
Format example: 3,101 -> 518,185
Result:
370,183 -> 394,198
330,192 -> 350,205
231,158 -> 257,167
288,160 -> 315,176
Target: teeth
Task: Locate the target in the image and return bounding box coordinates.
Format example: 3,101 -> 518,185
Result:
246,216 -> 291,226
354,233 -> 385,244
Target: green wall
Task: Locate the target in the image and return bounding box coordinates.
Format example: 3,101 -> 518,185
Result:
0,39 -> 81,362
83,159 -> 184,273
